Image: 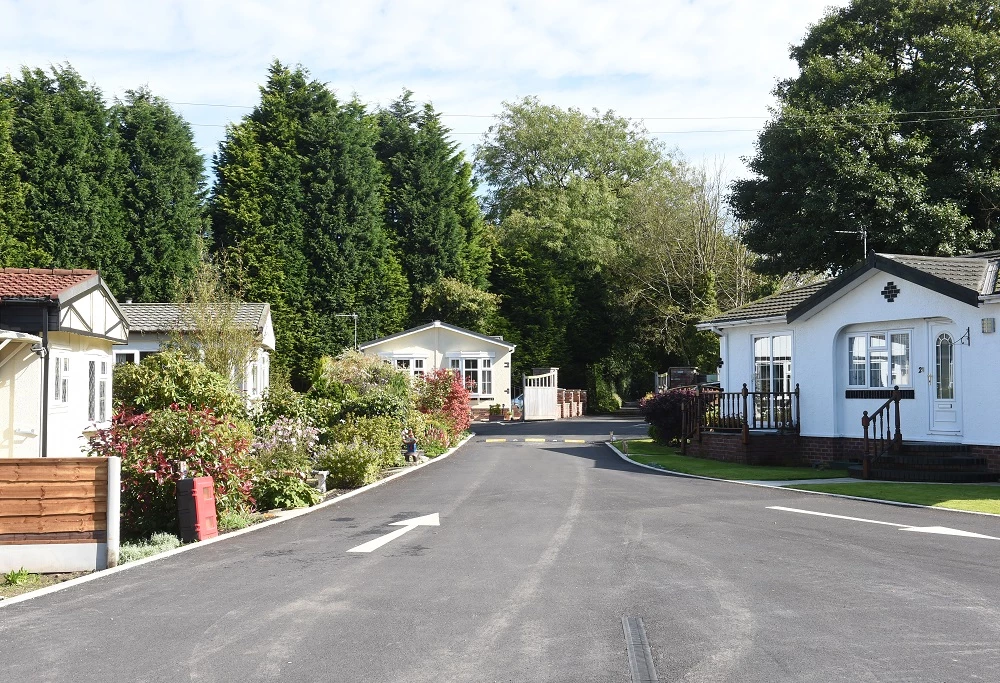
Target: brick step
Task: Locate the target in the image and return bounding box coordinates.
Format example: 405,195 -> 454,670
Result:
899,441 -> 971,455
879,454 -> 988,471
848,465 -> 998,483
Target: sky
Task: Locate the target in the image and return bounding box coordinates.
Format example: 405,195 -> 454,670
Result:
0,0 -> 849,184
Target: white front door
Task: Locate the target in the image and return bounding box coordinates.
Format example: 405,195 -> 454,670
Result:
928,323 -> 962,434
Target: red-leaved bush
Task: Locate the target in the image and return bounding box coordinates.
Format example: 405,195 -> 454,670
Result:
416,369 -> 471,437
88,405 -> 255,539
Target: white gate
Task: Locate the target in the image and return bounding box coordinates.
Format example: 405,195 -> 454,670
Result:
523,369 -> 559,420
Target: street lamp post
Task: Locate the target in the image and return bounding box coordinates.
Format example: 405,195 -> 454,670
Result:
335,313 -> 358,350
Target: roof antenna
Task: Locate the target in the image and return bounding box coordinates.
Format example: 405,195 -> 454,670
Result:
835,225 -> 868,257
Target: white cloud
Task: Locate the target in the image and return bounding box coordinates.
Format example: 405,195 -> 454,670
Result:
0,0 -> 848,179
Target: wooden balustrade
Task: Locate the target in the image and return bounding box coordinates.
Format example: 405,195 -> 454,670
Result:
680,383 -> 800,453
861,386 -> 902,478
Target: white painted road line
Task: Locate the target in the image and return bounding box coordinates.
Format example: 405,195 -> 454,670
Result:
348,513 -> 440,553
768,506 -> 1000,539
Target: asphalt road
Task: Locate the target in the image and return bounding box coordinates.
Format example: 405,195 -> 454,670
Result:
3,417 -> 1000,682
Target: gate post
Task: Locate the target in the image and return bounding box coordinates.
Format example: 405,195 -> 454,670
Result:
741,383 -> 750,445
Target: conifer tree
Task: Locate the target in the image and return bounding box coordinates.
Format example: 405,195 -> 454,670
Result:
375,91 -> 491,323
0,66 -> 129,291
112,88 -> 205,301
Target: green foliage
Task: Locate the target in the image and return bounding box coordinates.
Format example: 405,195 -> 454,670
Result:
591,373 -> 622,413
170,259 -> 260,388
327,414 -> 404,469
211,61 -> 408,385
316,441 -> 382,489
417,277 -> 500,332
112,88 -> 205,302
415,368 -> 472,436
0,65 -> 129,291
3,567 -> 34,586
119,532 -> 182,564
419,414 -> 452,457
375,91 -> 491,321
251,474 -> 321,510
311,350 -> 412,421
730,0 -> 1000,275
113,349 -> 246,418
253,367 -> 316,430
88,406 -> 255,539
217,507 -> 270,533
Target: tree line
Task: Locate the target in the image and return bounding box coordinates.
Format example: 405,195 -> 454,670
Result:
8,0 -> 993,401
0,60 -> 758,400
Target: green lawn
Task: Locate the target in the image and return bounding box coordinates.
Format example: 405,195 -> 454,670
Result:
618,439 -> 848,480
788,483 -> 1000,515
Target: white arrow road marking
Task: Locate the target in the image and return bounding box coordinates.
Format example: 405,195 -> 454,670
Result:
767,506 -> 1000,540
348,513 -> 440,553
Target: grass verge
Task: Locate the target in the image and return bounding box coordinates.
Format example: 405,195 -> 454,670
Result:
788,482 -> 1000,514
620,439 -> 849,480
0,571 -> 90,599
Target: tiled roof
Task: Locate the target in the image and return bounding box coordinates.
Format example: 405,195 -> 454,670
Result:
360,320 -> 516,350
121,302 -> 270,333
879,254 -> 991,292
0,268 -> 98,300
700,281 -> 829,325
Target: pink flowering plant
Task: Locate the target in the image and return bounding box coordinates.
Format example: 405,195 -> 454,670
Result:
88,405 -> 255,539
415,369 -> 472,438
249,417 -> 322,509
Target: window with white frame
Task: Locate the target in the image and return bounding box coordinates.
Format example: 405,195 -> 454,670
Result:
752,334 -> 792,394
394,358 -> 426,378
847,330 -> 911,388
53,357 -> 69,405
115,352 -> 136,365
455,358 -> 491,396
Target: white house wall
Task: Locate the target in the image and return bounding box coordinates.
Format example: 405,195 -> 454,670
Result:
0,343 -> 42,458
46,331 -> 115,457
363,327 -> 514,410
718,269 -> 1000,445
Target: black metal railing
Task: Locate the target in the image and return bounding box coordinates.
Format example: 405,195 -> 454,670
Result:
681,383 -> 800,453
861,386 -> 902,478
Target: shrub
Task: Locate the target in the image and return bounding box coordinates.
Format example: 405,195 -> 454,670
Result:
119,532 -> 182,564
217,507 -> 269,533
252,416 -> 319,474
114,350 -> 246,418
638,389 -> 696,444
311,350 -> 412,420
415,369 -> 471,437
316,442 -> 382,489
420,415 -> 452,457
327,414 -> 404,469
592,374 -> 622,413
253,368 -> 316,431
88,406 -> 255,539
251,474 -> 321,510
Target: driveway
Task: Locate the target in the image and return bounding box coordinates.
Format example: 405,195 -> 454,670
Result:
2,417 -> 999,681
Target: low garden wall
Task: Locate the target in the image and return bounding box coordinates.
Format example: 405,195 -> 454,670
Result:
0,457 -> 120,572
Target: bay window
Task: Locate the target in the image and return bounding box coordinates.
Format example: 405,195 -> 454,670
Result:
847,331 -> 911,388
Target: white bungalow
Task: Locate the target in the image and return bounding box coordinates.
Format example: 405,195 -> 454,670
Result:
696,252 -> 1000,481
0,268 -> 128,457
116,302 -> 275,402
359,320 -> 516,417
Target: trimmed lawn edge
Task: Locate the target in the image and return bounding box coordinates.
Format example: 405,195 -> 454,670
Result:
0,432 -> 476,609
607,441 -> 1000,520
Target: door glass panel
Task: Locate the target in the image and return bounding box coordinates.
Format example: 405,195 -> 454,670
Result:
936,333 -> 954,399
753,337 -> 771,394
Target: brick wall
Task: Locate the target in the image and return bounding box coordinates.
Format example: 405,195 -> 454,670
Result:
967,445 -> 1000,473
